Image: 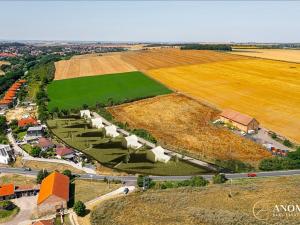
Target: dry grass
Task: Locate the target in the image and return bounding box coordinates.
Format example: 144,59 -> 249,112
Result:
0,61 -> 10,76
5,106 -> 37,122
0,173 -> 36,186
74,179 -> 121,203
54,54 -> 136,80
147,59 -> 300,143
231,48 -> 300,63
108,94 -> 270,166
120,49 -> 247,70
90,176 -> 300,225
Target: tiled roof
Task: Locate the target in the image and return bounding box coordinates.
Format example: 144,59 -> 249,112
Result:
56,146 -> 74,156
37,137 -> 53,148
220,109 -> 256,126
0,184 -> 14,197
37,172 -> 69,205
18,117 -> 38,127
32,219 -> 54,225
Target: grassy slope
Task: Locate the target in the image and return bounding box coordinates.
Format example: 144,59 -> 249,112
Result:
90,176 -> 300,225
47,71 -> 172,110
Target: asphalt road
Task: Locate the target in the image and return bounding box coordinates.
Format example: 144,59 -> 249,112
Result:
2,167 -> 300,183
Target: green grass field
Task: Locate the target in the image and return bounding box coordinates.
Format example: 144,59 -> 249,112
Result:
47,71 -> 172,110
47,118 -> 210,176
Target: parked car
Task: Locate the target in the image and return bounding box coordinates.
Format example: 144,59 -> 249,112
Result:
24,167 -> 31,171
247,173 -> 257,177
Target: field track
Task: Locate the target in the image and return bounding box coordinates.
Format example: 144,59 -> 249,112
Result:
54,54 -> 136,80
109,93 -> 270,166
147,59 -> 300,143
121,48 -> 248,70
231,49 -> 300,63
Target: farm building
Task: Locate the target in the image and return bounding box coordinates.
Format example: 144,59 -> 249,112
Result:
103,125 -> 119,138
37,172 -> 69,215
122,135 -> 142,149
0,183 -> 39,200
91,117 -> 104,129
0,144 -> 14,164
219,109 -> 259,133
80,110 -> 91,119
146,146 -> 171,163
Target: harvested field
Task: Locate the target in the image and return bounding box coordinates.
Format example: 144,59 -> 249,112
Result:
108,94 -> 270,166
147,59 -> 300,143
121,48 -> 248,70
54,54 -> 136,80
231,48 -> 300,63
48,71 -> 172,110
90,176 -> 300,225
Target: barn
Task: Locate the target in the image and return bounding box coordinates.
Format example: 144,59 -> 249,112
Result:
219,109 -> 259,133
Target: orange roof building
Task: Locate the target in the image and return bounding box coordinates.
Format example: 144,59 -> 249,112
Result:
18,117 -> 38,127
32,219 -> 54,225
219,109 -> 259,133
37,172 -> 69,214
0,184 -> 15,199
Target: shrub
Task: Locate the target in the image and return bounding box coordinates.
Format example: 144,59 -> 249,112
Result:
283,139 -> 293,148
36,169 -> 49,184
160,176 -> 208,189
73,201 -> 86,217
215,159 -> 254,173
62,169 -> 72,179
212,173 -> 227,184
30,146 -> 41,157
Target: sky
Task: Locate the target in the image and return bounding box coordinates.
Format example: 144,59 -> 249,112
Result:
0,1 -> 300,43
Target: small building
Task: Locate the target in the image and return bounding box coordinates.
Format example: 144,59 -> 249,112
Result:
91,117 -> 104,129
146,146 -> 171,163
37,138 -> 54,151
24,126 -> 44,143
18,117 -> 38,128
0,100 -> 11,110
103,125 -> 119,138
122,135 -> 142,149
56,146 -> 74,159
80,110 -> 91,119
37,172 -> 69,215
32,219 -> 54,225
0,144 -> 14,164
219,109 -> 259,133
0,184 -> 15,200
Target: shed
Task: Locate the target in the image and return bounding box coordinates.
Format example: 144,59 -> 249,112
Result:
91,117 -> 104,129
103,125 -> 119,138
80,110 -> 91,119
122,135 -> 142,149
146,146 -> 171,163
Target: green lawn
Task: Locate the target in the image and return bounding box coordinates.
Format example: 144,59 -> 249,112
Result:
17,131 -> 26,141
47,118 -> 210,176
0,207 -> 19,223
47,71 -> 172,110
21,144 -> 32,154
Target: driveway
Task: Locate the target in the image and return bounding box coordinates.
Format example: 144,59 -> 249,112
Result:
2,196 -> 37,225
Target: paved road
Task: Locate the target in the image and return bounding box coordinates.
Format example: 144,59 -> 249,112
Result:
7,132 -> 29,157
2,167 -> 300,183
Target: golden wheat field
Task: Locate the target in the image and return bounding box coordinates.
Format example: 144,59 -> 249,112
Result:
147,59 -> 300,143
109,94 -> 270,166
231,48 -> 300,63
121,48 -> 248,70
54,54 -> 136,80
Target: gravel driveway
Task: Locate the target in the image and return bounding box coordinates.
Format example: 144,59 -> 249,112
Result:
2,196 -> 37,225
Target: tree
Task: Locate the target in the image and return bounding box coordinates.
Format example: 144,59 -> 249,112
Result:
283,139 -> 293,148
36,169 -> 49,184
0,116 -> 7,134
212,173 -> 228,184
30,146 -> 41,157
62,169 -> 72,179
73,201 -> 86,216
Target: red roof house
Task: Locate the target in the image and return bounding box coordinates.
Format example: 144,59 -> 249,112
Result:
56,146 -> 74,158
18,117 -> 38,127
0,184 -> 15,199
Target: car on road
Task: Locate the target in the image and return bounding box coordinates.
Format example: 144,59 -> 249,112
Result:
24,167 -> 31,171
247,173 -> 257,177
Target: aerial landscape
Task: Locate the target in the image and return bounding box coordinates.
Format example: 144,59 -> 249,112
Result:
0,1 -> 299,225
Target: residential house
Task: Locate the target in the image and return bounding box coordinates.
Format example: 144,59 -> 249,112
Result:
91,117 -> 104,129
146,146 -> 171,163
24,126 -> 44,143
32,219 -> 54,225
56,146 -> 74,159
0,144 -> 14,164
18,117 -> 38,128
103,125 -> 119,138
219,109 -> 259,133
80,110 -> 91,119
122,135 -> 142,149
0,184 -> 15,200
37,138 -> 54,151
37,172 -> 69,215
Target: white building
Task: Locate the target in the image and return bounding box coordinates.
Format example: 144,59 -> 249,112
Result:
91,118 -> 104,129
122,135 -> 142,149
146,146 -> 171,163
80,110 -> 91,119
0,145 -> 14,164
24,126 -> 44,143
103,125 -> 119,138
